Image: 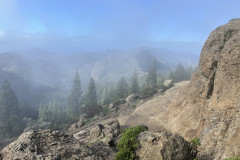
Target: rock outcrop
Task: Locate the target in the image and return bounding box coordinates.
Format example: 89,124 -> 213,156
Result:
73,118 -> 120,147
124,19 -> 240,159
126,94 -> 138,103
0,129 -> 113,160
136,131 -> 197,160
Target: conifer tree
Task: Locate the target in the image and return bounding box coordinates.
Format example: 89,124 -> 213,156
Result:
67,70 -> 82,121
38,103 -> 49,122
146,57 -> 158,88
170,63 -> 186,83
84,77 -> 99,118
38,100 -> 66,125
103,87 -> 117,105
116,77 -> 129,99
0,79 -> 24,137
130,71 -> 139,94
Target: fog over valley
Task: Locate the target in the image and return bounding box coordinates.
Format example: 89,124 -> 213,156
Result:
1,1 -> 240,159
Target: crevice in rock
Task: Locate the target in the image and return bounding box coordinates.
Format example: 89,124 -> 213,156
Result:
206,71 -> 216,99
203,60 -> 218,99
108,139 -> 115,147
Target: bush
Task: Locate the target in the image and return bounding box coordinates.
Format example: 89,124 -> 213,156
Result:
113,99 -> 126,106
140,86 -> 157,99
102,107 -> 112,116
225,157 -> 240,160
190,137 -> 201,146
83,117 -> 96,125
116,125 -> 148,160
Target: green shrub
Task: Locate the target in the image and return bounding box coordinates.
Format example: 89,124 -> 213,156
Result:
190,137 -> 201,146
116,125 -> 148,160
224,157 -> 240,160
83,117 -> 96,125
102,107 -> 112,116
140,86 -> 157,99
131,104 -> 136,109
113,99 -> 126,106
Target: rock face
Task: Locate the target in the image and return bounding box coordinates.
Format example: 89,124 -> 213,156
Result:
136,131 -> 197,160
124,19 -> 240,159
0,129 -> 104,160
122,81 -> 189,130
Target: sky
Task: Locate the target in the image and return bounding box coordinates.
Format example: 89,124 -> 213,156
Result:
0,0 -> 240,54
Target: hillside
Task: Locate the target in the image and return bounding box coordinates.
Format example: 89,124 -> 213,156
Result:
123,18 -> 240,159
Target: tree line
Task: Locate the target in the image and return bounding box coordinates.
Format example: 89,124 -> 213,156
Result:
0,57 -> 197,138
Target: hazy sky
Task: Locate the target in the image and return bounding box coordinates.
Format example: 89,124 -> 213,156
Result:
0,0 -> 240,53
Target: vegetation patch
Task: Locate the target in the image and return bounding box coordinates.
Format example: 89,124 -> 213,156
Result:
102,107 -> 112,116
140,86 -> 158,99
116,125 -> 148,160
83,117 -> 96,125
189,137 -> 201,160
190,137 -> 201,146
131,104 -> 136,109
224,157 -> 240,160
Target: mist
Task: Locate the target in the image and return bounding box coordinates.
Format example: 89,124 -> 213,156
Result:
0,0 -> 240,150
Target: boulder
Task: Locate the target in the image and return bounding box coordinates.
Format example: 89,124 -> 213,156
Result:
109,103 -> 114,109
136,131 -> 197,160
163,79 -> 173,88
126,94 -> 138,102
74,119 -> 120,146
68,115 -> 86,133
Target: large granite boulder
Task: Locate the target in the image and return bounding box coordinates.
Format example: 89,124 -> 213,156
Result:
136,131 -> 197,160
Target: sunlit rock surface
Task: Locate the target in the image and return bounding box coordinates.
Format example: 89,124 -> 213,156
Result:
123,19 -> 240,159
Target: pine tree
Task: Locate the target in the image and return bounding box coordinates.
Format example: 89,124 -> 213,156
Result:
0,79 -> 24,137
38,103 -> 49,122
171,63 -> 186,83
67,70 -> 82,121
116,77 -> 129,99
146,57 -> 158,88
103,87 -> 117,105
38,100 -> 67,127
83,77 -> 99,118
130,71 -> 139,94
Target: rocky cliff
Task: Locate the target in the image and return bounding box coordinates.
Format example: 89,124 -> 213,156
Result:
124,18 -> 240,159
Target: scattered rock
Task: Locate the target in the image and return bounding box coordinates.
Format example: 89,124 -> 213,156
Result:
23,118 -> 52,133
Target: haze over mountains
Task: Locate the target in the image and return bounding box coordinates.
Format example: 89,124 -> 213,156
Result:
0,47 -> 199,91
